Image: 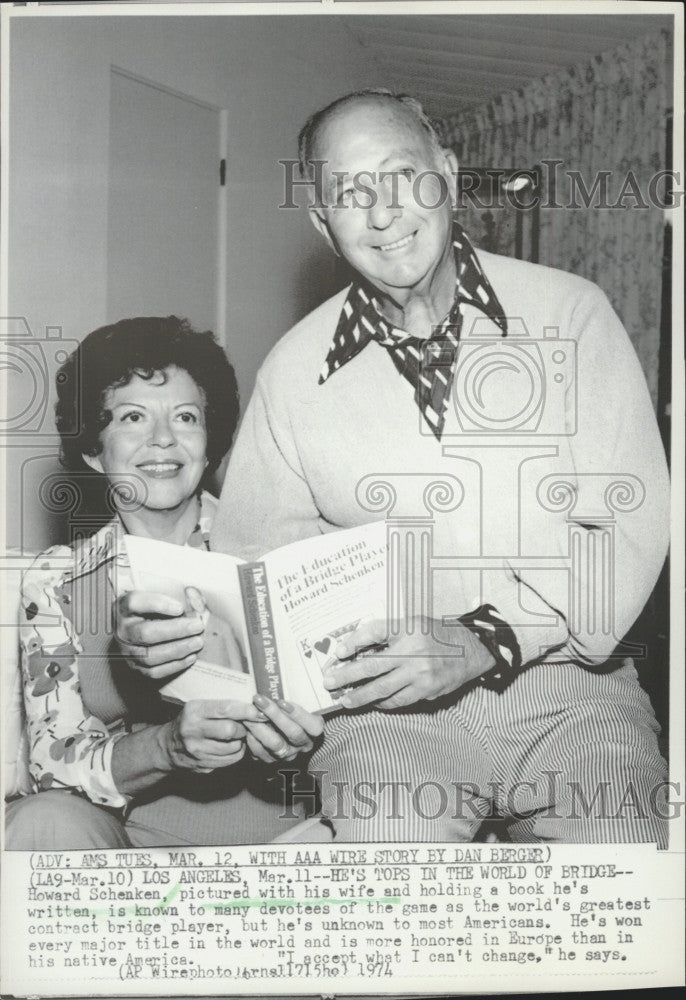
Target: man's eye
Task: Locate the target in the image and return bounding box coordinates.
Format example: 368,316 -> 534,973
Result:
337,187 -> 354,205
398,168 -> 414,181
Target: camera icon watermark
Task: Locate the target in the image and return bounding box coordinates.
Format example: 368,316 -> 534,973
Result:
7,463 -> 149,638
0,316 -> 81,444
419,316 -> 577,438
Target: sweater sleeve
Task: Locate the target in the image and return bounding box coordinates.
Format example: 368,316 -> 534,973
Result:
211,373 -> 322,559
482,287 -> 670,668
19,549 -> 127,808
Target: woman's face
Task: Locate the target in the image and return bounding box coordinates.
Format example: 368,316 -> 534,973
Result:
83,365 -> 208,513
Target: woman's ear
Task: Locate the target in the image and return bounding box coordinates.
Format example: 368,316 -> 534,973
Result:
81,452 -> 104,475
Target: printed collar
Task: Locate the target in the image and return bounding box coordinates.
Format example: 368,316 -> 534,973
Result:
319,220 -> 508,385
68,490 -> 217,580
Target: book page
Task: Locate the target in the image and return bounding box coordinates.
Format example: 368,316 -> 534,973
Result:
263,521 -> 389,711
124,535 -> 256,704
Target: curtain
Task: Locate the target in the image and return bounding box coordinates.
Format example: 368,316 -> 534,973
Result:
439,31 -> 669,405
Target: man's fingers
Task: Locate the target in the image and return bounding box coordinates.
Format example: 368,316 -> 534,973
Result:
373,686 -> 418,711
336,665 -> 411,709
117,591 -> 186,619
334,619 -> 388,660
321,653 -> 392,691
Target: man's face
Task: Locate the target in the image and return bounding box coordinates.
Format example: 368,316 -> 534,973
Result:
309,100 -> 457,305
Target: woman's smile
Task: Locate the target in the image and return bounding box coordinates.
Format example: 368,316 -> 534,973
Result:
83,365 -> 208,515
136,460 -> 185,478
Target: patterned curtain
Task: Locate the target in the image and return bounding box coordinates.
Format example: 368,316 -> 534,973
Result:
439,31 -> 669,405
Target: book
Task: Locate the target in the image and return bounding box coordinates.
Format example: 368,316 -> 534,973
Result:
124,521 -> 388,714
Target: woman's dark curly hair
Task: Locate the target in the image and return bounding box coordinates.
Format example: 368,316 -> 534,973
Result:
55,316 -> 239,477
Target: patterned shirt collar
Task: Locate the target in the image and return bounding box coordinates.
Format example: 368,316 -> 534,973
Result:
69,490 -> 217,580
319,220 -> 508,386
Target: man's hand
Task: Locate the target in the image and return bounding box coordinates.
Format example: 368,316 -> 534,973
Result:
321,618 -> 494,711
163,700 -> 263,773
115,588 -> 205,680
244,696 -> 324,763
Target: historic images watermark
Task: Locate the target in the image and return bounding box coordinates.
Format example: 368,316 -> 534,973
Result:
279,160 -> 683,211
278,770 -> 683,824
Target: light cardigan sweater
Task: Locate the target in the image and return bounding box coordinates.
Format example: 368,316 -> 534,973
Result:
213,250 -> 669,672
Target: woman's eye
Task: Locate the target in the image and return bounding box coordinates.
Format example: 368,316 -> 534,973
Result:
177,411 -> 198,424
121,411 -> 143,423
398,167 -> 414,181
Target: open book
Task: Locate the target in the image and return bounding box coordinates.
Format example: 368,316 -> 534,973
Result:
124,521 -> 388,714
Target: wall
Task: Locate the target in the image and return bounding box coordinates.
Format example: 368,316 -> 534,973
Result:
439,30 -> 670,409
6,15 -> 375,550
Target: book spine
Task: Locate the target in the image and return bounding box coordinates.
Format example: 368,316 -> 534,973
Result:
237,562 -> 284,702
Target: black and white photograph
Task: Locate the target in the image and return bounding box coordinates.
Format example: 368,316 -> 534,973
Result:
0,1 -> 683,995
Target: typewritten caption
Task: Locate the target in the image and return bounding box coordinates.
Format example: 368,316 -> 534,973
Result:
2,843 -> 683,994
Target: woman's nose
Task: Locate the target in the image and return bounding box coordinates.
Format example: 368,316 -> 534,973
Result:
149,415 -> 176,447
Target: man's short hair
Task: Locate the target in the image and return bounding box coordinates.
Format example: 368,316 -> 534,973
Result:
297,88 -> 444,180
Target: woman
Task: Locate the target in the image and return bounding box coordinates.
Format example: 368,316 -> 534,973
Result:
6,316 -> 322,849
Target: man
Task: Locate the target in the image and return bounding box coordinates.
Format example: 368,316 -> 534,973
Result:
119,90 -> 670,843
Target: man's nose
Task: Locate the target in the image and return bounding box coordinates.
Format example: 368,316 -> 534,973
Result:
367,189 -> 402,230
149,415 -> 176,447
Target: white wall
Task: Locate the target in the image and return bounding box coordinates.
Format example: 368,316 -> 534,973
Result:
6,14 -> 375,550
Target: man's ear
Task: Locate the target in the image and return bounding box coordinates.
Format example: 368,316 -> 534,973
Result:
438,147 -> 459,207
82,452 -> 104,475
308,204 -> 337,255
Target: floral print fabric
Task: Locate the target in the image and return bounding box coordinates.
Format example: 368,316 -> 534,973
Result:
19,493 -> 216,809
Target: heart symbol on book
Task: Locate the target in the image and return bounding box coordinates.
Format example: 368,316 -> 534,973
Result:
314,637 -> 332,655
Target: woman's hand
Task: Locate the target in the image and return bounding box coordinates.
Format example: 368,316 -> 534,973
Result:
162,700 -> 264,773
244,696 -> 324,764
115,588 -> 206,680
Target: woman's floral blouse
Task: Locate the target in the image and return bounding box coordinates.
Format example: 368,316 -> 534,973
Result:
19,493 -> 216,809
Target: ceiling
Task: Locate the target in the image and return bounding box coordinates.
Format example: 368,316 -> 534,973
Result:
336,13 -> 674,119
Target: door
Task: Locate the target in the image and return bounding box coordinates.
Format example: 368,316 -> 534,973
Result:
107,68 -> 223,339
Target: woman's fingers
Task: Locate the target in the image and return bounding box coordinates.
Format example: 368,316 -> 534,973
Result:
165,700 -> 264,771
246,732 -> 276,764
244,720 -> 301,758
190,700 -> 264,724
243,697 -> 324,764
253,696 -> 324,742
117,590 -> 186,619
277,700 -> 326,739
194,738 -> 245,761
115,590 -> 205,679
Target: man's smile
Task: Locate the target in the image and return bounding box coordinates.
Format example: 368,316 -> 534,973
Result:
373,230 -> 418,253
